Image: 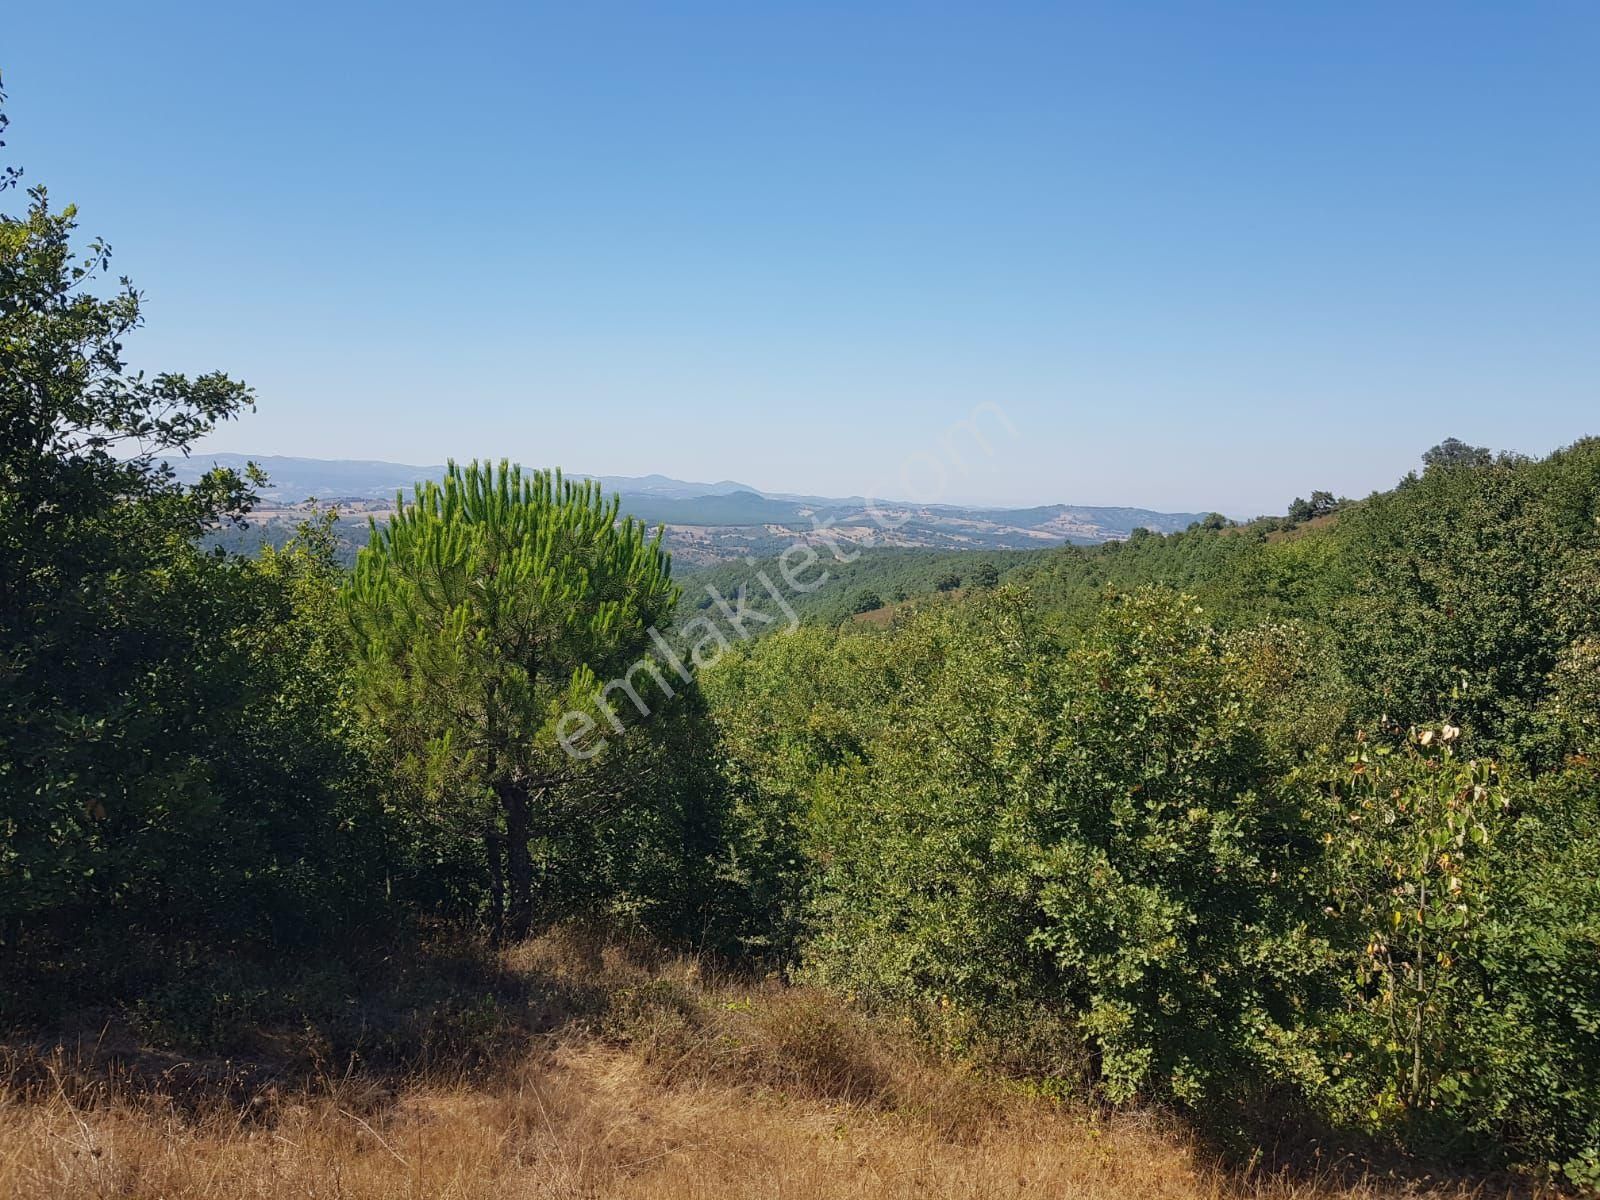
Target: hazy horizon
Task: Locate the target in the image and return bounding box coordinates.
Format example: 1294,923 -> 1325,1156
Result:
183,435 -> 1587,520
7,2 -> 1596,513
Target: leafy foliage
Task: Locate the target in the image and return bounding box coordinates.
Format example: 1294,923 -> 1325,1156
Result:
698,437 -> 1600,1178
1330,439 -> 1600,768
1323,730 -> 1503,1120
0,89 -> 377,964
786,591 -> 1329,1102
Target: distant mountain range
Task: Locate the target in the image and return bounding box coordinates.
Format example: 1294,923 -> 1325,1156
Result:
173,454 -> 1211,565
169,454 -> 767,503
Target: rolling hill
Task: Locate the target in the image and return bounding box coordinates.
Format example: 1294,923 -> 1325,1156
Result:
175,454 -> 1213,566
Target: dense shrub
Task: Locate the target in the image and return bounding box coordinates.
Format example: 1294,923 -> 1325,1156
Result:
1332,440 -> 1600,770
707,562 -> 1600,1181
791,590 -> 1332,1103
1461,765 -> 1600,1186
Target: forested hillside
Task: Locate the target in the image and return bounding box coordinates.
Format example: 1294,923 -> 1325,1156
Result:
4,83 -> 1600,1196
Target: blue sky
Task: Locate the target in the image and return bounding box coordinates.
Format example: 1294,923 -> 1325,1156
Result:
4,1 -> 1596,513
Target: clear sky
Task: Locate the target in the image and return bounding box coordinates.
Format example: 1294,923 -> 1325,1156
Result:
4,1 -> 1596,514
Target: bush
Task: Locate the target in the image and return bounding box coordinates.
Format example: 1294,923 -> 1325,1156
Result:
798,590 -> 1328,1105
1270,735 -> 1600,1182
1458,765 -> 1600,1185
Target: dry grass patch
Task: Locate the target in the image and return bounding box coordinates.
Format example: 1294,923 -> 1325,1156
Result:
0,929 -> 1553,1200
0,1047 -> 1527,1200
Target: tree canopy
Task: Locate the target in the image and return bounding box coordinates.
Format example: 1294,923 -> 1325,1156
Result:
344,460 -> 679,938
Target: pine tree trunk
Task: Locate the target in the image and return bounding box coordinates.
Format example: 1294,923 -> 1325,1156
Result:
485,819 -> 506,943
505,782 -> 533,941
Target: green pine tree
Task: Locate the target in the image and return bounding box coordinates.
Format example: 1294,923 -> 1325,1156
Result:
345,459 -> 679,939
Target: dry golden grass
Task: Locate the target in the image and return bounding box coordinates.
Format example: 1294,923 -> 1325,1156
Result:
0,932 -> 1552,1200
